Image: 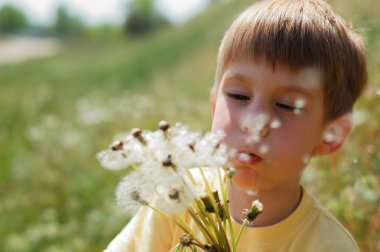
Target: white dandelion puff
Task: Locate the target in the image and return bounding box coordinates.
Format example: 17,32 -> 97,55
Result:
97,150 -> 130,170
116,172 -> 155,214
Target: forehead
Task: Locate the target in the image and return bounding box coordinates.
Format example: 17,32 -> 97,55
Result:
221,57 -> 323,92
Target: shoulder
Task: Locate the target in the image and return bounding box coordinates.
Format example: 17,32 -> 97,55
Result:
302,189 -> 360,252
104,205 -> 177,252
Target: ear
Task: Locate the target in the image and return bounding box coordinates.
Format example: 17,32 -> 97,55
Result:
210,86 -> 217,118
312,113 -> 353,156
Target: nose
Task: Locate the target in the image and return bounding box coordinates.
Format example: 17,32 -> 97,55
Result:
240,113 -> 271,139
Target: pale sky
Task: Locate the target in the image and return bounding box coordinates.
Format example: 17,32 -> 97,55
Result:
0,0 -> 209,26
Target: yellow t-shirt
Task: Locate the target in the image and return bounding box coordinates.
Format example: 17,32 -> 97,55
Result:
104,172 -> 360,252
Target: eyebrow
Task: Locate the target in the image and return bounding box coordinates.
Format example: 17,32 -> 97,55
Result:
276,86 -> 314,99
222,73 -> 250,84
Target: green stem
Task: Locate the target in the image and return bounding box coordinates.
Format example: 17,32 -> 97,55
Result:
235,219 -> 249,247
198,167 -> 230,251
188,208 -> 218,245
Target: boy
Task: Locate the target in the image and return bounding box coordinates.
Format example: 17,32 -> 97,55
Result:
105,0 -> 367,251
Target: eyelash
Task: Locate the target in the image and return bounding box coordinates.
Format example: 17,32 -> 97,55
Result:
226,93 -> 250,101
275,102 -> 297,112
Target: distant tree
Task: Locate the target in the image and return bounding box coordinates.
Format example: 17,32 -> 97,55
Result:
124,0 -> 168,36
0,4 -> 28,33
53,5 -> 84,38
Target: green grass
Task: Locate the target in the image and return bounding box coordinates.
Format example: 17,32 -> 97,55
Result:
0,0 -> 379,251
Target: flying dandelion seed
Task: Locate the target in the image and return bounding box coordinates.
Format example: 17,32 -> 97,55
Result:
295,99 -> 306,109
302,155 -> 310,165
352,158 -> 358,164
246,190 -> 258,196
246,133 -> 261,144
238,153 -> 250,162
294,108 -> 302,115
270,119 -> 281,129
259,145 -> 269,155
323,132 -> 335,143
376,89 -> 380,96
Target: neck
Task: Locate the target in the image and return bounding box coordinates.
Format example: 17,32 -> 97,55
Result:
228,183 -> 302,227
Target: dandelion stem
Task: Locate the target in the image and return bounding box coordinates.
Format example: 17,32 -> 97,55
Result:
198,167 -> 230,251
188,207 -> 218,245
235,219 -> 249,247
131,163 -> 139,171
223,178 -> 236,252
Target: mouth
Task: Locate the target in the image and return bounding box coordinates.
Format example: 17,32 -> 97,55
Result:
234,151 -> 262,166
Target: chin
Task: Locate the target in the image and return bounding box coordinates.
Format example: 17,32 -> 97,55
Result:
231,167 -> 260,190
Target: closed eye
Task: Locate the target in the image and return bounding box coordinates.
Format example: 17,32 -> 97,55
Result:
275,102 -> 296,112
226,93 -> 250,101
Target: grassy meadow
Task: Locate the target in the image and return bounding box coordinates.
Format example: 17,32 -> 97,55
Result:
0,0 -> 379,251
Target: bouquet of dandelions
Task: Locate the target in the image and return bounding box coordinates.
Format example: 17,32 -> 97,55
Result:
97,121 -> 263,252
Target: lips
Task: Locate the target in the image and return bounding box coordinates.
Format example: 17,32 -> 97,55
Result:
234,151 -> 262,166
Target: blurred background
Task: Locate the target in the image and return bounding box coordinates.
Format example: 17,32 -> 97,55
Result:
0,0 -> 379,251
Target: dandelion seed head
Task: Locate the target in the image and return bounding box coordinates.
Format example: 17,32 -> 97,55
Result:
156,183 -> 195,214
116,172 -> 154,214
111,140 -> 124,151
244,199 -> 264,222
100,121 -> 231,215
97,150 -> 130,170
158,120 -> 170,131
251,199 -> 264,212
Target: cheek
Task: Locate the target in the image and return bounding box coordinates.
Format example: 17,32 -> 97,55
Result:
272,126 -> 319,161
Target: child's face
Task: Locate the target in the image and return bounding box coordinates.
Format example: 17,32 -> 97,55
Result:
211,57 -> 327,191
